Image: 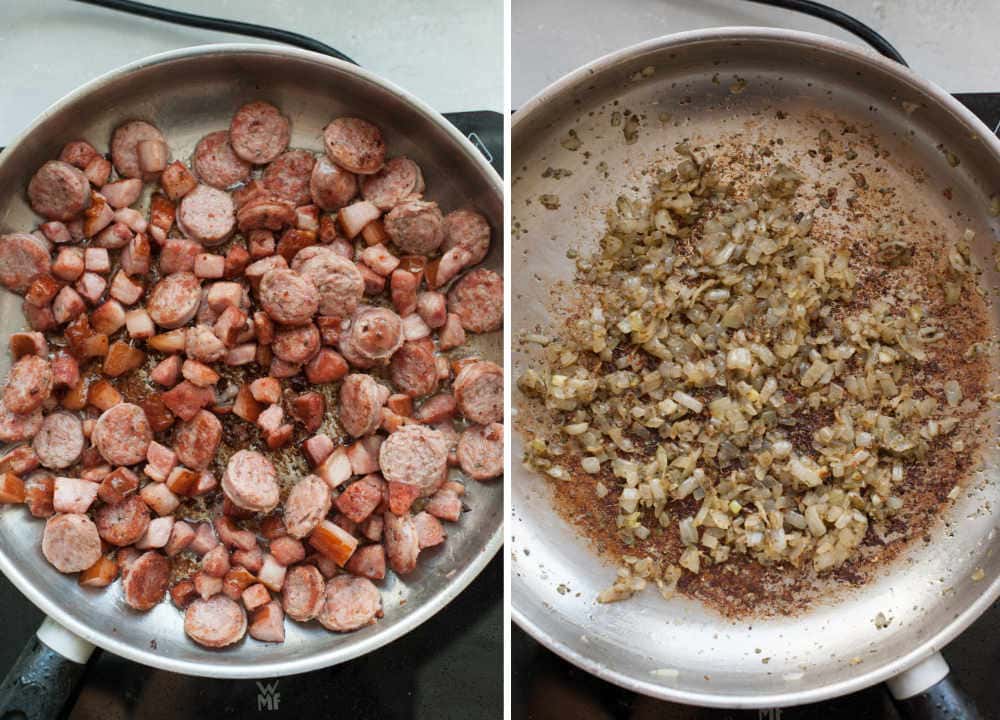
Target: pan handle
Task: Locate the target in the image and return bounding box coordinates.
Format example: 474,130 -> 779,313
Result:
0,617 -> 95,720
887,651 -> 983,720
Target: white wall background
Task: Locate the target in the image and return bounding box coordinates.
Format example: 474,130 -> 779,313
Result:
513,0 -> 1000,107
0,0 -> 503,145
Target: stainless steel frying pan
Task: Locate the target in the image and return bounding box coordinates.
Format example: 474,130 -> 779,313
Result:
511,28 -> 999,715
0,42 -> 502,709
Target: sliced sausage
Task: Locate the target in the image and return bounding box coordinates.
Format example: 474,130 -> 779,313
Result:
147,272 -> 201,329
174,409 -> 222,471
0,233 -> 51,293
122,551 -> 171,611
229,101 -> 290,164
323,117 -> 386,175
442,209 -> 491,267
262,149 -> 315,206
339,374 -> 389,438
294,247 -> 364,317
383,511 -> 419,575
93,403 -> 153,465
59,140 -> 100,170
457,423 -> 503,480
447,268 -> 503,333
111,120 -> 167,180
0,401 -> 43,443
284,474 -> 332,539
454,360 -> 503,426
379,424 -> 448,495
317,575 -> 381,632
4,355 -> 53,414
185,594 -> 247,647
389,341 -> 438,398
236,195 -> 297,233
281,564 -> 325,621
272,323 -> 320,364
28,160 -> 91,221
95,494 -> 151,547
309,156 -> 357,211
258,268 -> 318,326
42,513 -> 102,573
222,450 -> 279,513
360,156 -> 424,210
192,130 -> 251,188
384,200 -> 444,256
339,306 -> 403,368
32,412 -> 84,470
177,184 -> 236,246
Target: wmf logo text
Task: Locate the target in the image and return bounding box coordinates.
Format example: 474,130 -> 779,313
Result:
256,680 -> 281,711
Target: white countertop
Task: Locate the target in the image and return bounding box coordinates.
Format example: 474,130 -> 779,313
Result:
0,0 -> 503,145
513,0 -> 1000,107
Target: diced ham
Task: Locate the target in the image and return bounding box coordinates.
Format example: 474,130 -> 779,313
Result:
53,476 -> 99,514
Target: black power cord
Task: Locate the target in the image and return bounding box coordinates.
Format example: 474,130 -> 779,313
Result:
740,0 -> 908,66
69,0 -> 359,66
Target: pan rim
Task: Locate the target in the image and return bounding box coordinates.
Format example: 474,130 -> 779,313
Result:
0,41 -> 502,679
511,25 -> 1000,708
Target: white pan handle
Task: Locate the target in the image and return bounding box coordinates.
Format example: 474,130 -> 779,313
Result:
888,651 -> 983,720
0,617 -> 95,720
886,652 -> 949,699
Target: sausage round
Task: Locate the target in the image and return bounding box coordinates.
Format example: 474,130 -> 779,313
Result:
317,575 -> 381,632
185,595 -> 248,647
457,423 -> 503,480
111,120 -> 166,180
93,403 -> 153,466
262,149 -> 315,206
309,156 -> 357,211
339,374 -> 389,438
27,160 -> 91,221
272,323 -> 320,364
193,130 -> 251,189
0,233 -> 52,293
442,209 -> 491,267
42,513 -> 102,573
4,355 -> 53,414
229,101 -> 290,164
360,156 -> 424,211
222,450 -> 280,513
389,341 -> 438,398
284,474 -> 332,539
0,401 -> 43,443
237,196 -> 297,233
122,551 -> 171,611
177,184 -> 236,246
258,268 -> 319,326
453,361 -> 503,426
384,200 -> 444,255
32,411 -> 84,470
379,424 -> 448,495
447,268 -> 503,333
383,511 -> 419,575
281,564 -> 325,621
339,306 -> 403,368
293,248 -> 364,318
95,494 -> 151,547
323,117 -> 386,175
174,409 -> 222,471
147,272 -> 201,329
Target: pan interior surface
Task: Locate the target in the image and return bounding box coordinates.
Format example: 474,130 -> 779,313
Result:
0,45 -> 502,678
512,29 -> 1000,707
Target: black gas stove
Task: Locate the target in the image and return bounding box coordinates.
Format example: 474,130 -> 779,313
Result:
511,93 -> 1000,720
